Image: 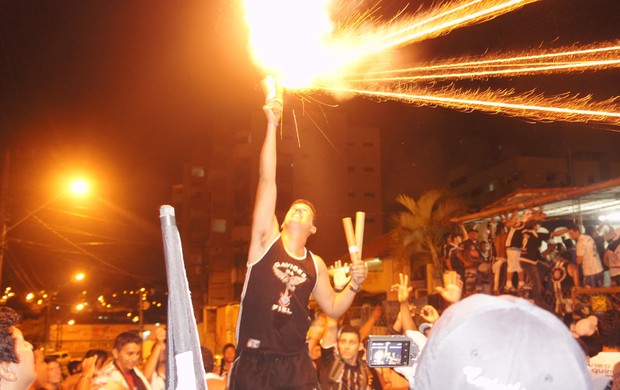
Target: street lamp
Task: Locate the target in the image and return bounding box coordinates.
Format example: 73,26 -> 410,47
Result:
0,178 -> 90,289
44,271 -> 87,351
69,180 -> 89,196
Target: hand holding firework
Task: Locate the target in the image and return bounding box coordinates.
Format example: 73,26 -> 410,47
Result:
262,75 -> 283,126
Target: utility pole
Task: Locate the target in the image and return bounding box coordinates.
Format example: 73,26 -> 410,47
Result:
0,151 -> 10,290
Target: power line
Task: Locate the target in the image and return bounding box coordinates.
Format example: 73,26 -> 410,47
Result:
30,213 -> 150,280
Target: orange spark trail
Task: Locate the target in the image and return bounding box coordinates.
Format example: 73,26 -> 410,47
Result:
324,86 -> 620,126
346,59 -> 620,82
355,41 -> 620,76
243,0 -> 620,127
351,0 -> 539,59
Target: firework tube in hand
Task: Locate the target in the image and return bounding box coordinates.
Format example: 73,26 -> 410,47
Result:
342,217 -> 359,262
355,211 -> 365,258
342,215 -> 368,291
262,75 -> 283,126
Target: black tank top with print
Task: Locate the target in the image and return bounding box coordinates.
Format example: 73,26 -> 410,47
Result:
236,236 -> 318,353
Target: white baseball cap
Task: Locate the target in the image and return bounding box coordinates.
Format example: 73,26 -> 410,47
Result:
414,294 -> 593,389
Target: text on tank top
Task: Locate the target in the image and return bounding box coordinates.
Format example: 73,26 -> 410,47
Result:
237,236 -> 318,353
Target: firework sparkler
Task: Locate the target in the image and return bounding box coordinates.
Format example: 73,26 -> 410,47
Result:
346,41 -> 620,82
242,0 -> 620,126
325,85 -> 620,126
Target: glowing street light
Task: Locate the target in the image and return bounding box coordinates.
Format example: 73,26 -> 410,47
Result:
69,179 -> 89,196
0,177 -> 93,288
74,273 -> 85,282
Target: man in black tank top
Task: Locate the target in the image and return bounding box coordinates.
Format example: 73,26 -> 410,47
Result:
229,83 -> 368,390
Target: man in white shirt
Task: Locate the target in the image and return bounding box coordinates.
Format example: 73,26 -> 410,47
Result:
589,310 -> 620,388
569,224 -> 604,287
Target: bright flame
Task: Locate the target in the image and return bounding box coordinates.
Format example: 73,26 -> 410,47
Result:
243,0 -> 338,88
242,0 -> 620,126
243,0 -> 539,90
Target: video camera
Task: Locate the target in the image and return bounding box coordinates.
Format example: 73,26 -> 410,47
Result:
366,335 -> 419,368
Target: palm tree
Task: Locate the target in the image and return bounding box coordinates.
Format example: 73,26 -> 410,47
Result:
391,190 -> 465,285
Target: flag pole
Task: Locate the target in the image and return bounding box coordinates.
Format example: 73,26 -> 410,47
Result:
160,205 -> 207,390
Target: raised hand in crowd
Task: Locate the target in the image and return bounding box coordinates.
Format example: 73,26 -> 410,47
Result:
436,270 -> 463,304
419,305 -> 439,324
359,304 -> 383,341
142,326 -> 166,382
75,355 -> 98,390
391,273 -> 415,332
330,260 -> 351,291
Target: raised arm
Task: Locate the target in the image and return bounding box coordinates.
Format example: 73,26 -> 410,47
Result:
248,94 -> 282,265
459,224 -> 468,240
391,273 -> 415,332
142,327 -> 166,381
75,356 -> 98,390
359,304 -> 382,341
551,228 -> 568,238
595,221 -> 614,238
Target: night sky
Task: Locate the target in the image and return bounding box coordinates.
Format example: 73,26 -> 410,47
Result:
1,0 -> 619,296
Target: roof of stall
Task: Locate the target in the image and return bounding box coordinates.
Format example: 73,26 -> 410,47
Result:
452,177 -> 620,224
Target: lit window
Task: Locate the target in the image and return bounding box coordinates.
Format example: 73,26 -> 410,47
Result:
191,166 -> 205,178
212,218 -> 227,233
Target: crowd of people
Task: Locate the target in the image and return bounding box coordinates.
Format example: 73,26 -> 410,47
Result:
0,308 -> 235,389
1,85 -> 619,390
1,271 -> 618,389
444,209 -> 620,314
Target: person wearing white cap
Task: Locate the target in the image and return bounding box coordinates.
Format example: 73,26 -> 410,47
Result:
412,294 -> 594,389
